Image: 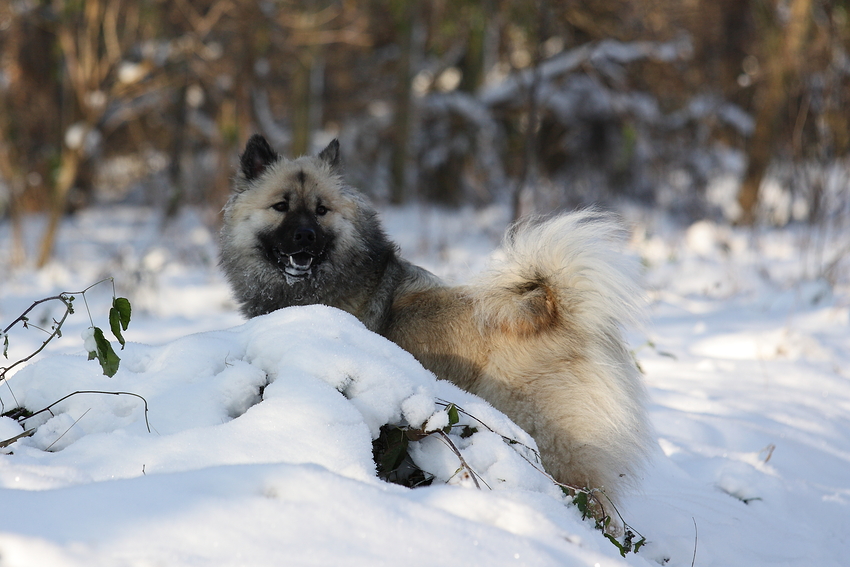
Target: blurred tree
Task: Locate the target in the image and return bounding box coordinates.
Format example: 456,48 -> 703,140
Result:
412,0 -> 499,206
1,0 -> 848,257
35,0 -> 163,266
161,0 -> 238,218
273,0 -> 370,156
737,0 -> 813,225
0,3 -> 62,266
387,0 -> 418,204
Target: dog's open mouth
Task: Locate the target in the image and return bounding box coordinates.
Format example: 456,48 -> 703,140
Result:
274,250 -> 316,278
270,248 -> 317,278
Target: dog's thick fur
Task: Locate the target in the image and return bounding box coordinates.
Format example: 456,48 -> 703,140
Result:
220,135 -> 653,503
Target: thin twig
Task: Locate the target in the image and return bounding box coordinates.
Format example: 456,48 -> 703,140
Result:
1,278 -> 115,389
22,390 -> 152,433
691,517 -> 698,567
45,407 -> 91,451
0,278 -> 112,337
434,430 -> 486,490
435,398 -> 647,543
435,398 -> 542,462
1,295 -> 73,403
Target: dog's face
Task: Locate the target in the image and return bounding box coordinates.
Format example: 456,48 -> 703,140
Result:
223,135 -> 368,284
220,134 -> 396,320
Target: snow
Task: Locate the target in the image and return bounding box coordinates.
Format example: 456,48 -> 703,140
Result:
2,205 -> 849,566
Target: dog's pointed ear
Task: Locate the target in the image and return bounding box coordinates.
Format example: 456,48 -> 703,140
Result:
318,139 -> 342,173
240,134 -> 278,181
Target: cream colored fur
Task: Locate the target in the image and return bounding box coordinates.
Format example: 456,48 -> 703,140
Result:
384,211 -> 652,503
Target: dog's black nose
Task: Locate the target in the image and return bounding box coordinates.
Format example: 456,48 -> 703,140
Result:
294,226 -> 316,243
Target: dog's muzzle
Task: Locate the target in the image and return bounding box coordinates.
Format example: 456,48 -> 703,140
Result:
262,223 -> 326,281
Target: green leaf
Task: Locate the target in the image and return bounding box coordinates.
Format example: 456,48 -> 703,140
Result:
447,404 -> 459,426
113,297 -> 131,331
633,537 -> 646,553
92,327 -> 120,377
109,308 -> 125,349
380,427 -> 410,473
109,297 -> 132,349
372,424 -> 433,488
2,333 -> 8,359
572,491 -> 590,519
605,533 -> 628,558
459,425 -> 477,438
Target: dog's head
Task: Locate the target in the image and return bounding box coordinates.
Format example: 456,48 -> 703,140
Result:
222,135 -> 367,283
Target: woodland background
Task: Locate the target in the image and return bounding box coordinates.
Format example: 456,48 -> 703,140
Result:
1,0 -> 849,267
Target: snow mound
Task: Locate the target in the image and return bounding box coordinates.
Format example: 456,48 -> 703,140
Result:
0,305 -> 618,566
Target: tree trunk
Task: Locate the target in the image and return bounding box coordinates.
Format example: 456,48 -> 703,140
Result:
291,50 -> 313,157
389,0 -> 415,205
511,0 -> 547,222
0,154 -> 26,267
737,0 -> 812,225
36,147 -> 82,267
9,191 -> 25,268
164,77 -> 189,221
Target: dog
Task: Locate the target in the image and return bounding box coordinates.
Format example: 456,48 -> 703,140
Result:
220,134 -> 653,506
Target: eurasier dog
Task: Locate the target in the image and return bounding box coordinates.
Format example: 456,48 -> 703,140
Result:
220,135 -> 652,505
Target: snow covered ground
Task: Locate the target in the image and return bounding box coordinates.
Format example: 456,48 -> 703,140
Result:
1,204 -> 848,566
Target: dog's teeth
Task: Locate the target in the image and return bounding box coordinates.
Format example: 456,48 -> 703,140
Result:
282,253 -> 313,278
289,255 -> 312,269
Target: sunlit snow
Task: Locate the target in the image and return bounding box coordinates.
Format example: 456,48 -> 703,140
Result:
1,205 -> 848,566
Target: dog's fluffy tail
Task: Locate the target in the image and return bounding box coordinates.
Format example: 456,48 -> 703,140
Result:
471,209 -> 652,500
475,209 -> 644,336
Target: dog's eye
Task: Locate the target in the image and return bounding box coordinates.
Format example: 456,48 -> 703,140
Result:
316,205 -> 328,216
271,201 -> 289,213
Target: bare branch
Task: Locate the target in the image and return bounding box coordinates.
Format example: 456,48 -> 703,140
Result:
22,390 -> 152,434
175,0 -> 235,39
1,278 -> 115,386
0,428 -> 35,449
